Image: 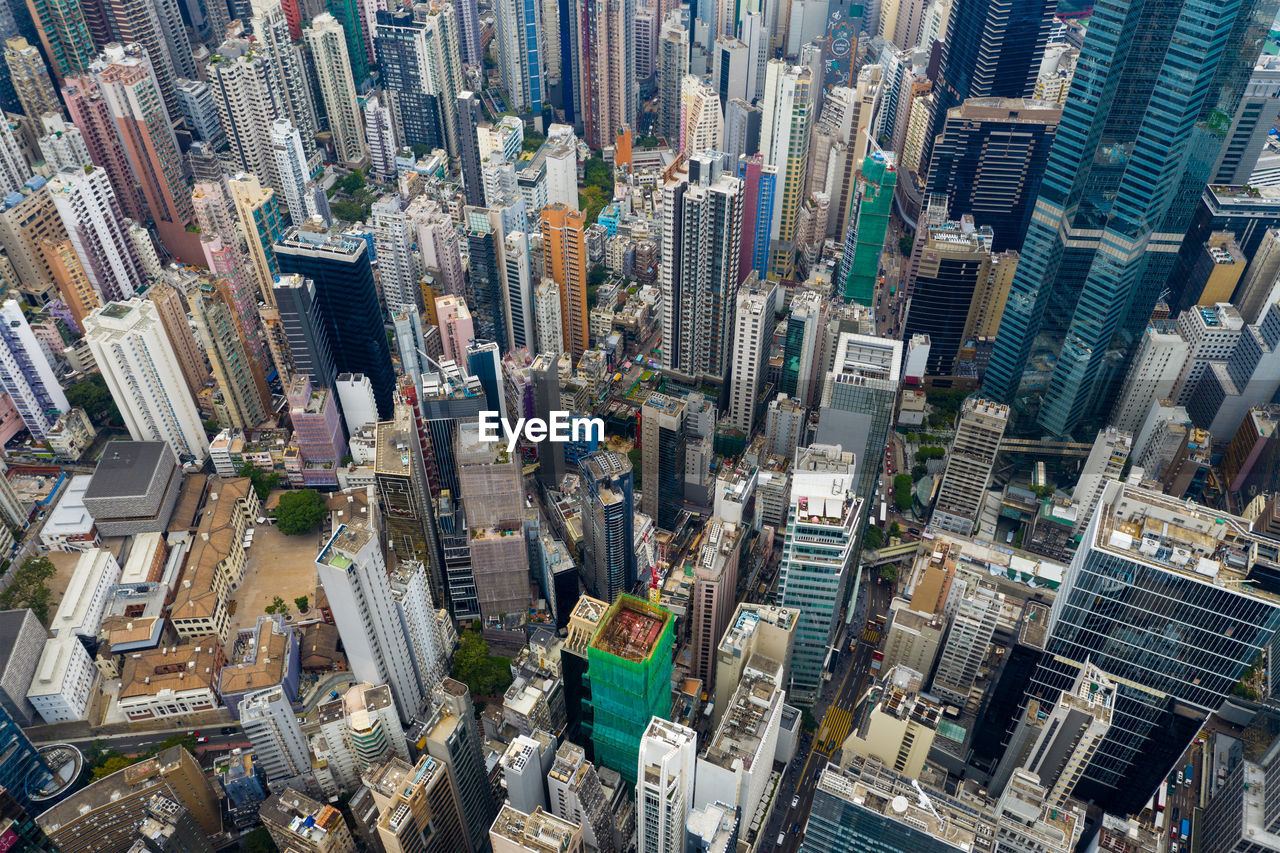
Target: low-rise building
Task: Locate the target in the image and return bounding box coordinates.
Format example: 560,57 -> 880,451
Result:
40,474 -> 99,552
0,608 -> 49,725
46,407 -> 97,461
169,477 -> 259,643
838,664 -> 940,779
50,548 -> 121,640
26,634 -> 97,722
218,615 -> 300,718
82,441 -> 182,537
117,637 -> 225,721
97,583 -> 171,676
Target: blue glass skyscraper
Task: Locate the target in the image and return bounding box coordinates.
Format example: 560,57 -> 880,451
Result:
982,0 -> 1278,437
0,703 -> 51,810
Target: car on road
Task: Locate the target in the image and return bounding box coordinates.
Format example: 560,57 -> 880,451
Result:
196,736 -> 208,743
777,832 -> 786,847
791,796 -> 799,809
220,727 -> 236,735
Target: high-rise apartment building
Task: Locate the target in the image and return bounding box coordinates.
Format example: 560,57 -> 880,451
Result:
641,393 -> 686,530
982,0 -> 1277,438
371,195 -> 420,315
240,685 -> 311,786
580,450 -> 636,601
373,7 -> 463,156
588,596 -> 675,783
190,280 -> 271,430
4,37 -> 59,118
0,181 -> 65,306
0,299 -> 67,437
272,119 -> 320,225
491,804 -> 584,853
1109,328 -> 1191,436
316,521 -> 423,721
636,718 -> 696,853
365,755 -> 472,853
96,45 -> 199,261
547,742 -> 620,853
229,174 -> 284,303
25,0 -> 94,84
930,576 -> 1002,705
760,61 -> 813,279
656,12 -> 688,144
541,203 -> 589,359
207,40 -> 280,193
419,678 -> 497,852
661,152 -> 744,383
83,299 -> 209,462
576,0 -> 636,148
494,0 -> 544,116
726,276 -> 776,434
148,282 -> 208,400
1070,427 -> 1132,538
261,788 -> 357,853
931,398 -> 1009,535
778,444 -> 862,705
275,222 -> 394,419
46,165 -> 144,302
504,230 -> 534,351
61,75 -> 145,223
679,76 -> 722,157
250,0 -> 318,164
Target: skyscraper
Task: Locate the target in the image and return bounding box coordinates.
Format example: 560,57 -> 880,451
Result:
316,520 -> 423,721
504,230 -> 534,351
305,14 -> 368,166
820,330 -> 902,508
656,12 -> 688,144
580,450 -> 636,601
925,0 -> 1052,171
930,576 -> 1002,705
190,280 -> 271,430
4,36 -> 59,117
374,8 -> 464,156
679,76 -> 723,157
494,0 -> 544,117
726,276 -> 776,434
660,152 -> 744,383
841,152 -> 896,304
96,45 -> 200,261
275,222 -> 395,419
208,42 -> 279,187
272,273 -> 337,390
230,174 -> 283,303
326,0 -> 369,84
25,0 -> 94,83
930,398 -> 1008,536
925,98 -> 1060,252
250,0 -> 318,164
577,0 -> 636,148
46,165 -> 144,302
982,0 -> 1278,437
83,299 -> 209,462
777,444 -> 862,705
240,686 -> 310,786
100,0 -> 184,117
588,595 -> 675,783
640,393 -> 686,530
0,298 -> 68,437
760,61 -> 812,279
635,718 -> 696,853
1014,482 -> 1280,812
457,91 -> 484,205
540,203 -> 589,359
271,119 -> 317,225
0,701 -> 53,809
61,74 -> 145,223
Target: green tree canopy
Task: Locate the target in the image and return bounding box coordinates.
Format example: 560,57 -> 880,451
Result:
275,489 -> 327,536
65,373 -> 119,424
238,464 -> 280,501
294,595 -> 309,612
893,474 -> 914,511
863,525 -> 884,550
0,556 -> 56,623
451,627 -> 513,696
338,169 -> 365,194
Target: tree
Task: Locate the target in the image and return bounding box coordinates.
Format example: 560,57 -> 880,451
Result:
238,464 -> 281,501
863,525 -> 884,550
889,521 -> 902,540
265,596 -> 289,616
898,234 -> 914,255
880,564 -> 899,584
800,708 -> 818,733
65,373 -> 119,424
915,446 -> 946,464
0,556 -> 56,623
450,627 -> 514,696
522,131 -> 546,153
893,473 -> 913,511
275,489 -> 327,535
627,448 -> 642,488
411,143 -> 431,158
338,169 -> 365,195
330,199 -> 371,223
588,264 -> 608,287
294,595 -> 309,613
245,827 -> 279,853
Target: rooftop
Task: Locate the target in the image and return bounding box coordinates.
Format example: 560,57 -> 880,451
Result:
119,638 -> 223,701
219,615 -> 292,696
702,671 -> 784,773
42,475 -> 94,539
590,595 -> 670,662
318,520 -> 374,569
489,804 -> 580,852
84,441 -> 174,501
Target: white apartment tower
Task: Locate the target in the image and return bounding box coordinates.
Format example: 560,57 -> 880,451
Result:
371,195 -> 421,314
726,277 -> 776,434
931,398 -> 1009,536
680,75 -> 724,158
271,118 -> 316,225
365,95 -> 397,181
208,42 -> 280,193
316,520 -> 424,721
1110,328 -> 1191,435
1070,427 -> 1132,538
241,685 -> 311,786
250,0 -> 319,164
930,576 -> 1002,706
47,165 -> 145,302
533,280 -> 563,357
305,13 -> 368,167
0,298 -> 68,437
83,299 -> 209,462
636,717 -> 697,853
504,230 -> 534,351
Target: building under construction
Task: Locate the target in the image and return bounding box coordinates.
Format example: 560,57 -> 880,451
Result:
587,595 -> 674,783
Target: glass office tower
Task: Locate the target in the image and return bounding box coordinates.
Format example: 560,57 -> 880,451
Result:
982,0 -> 1278,437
